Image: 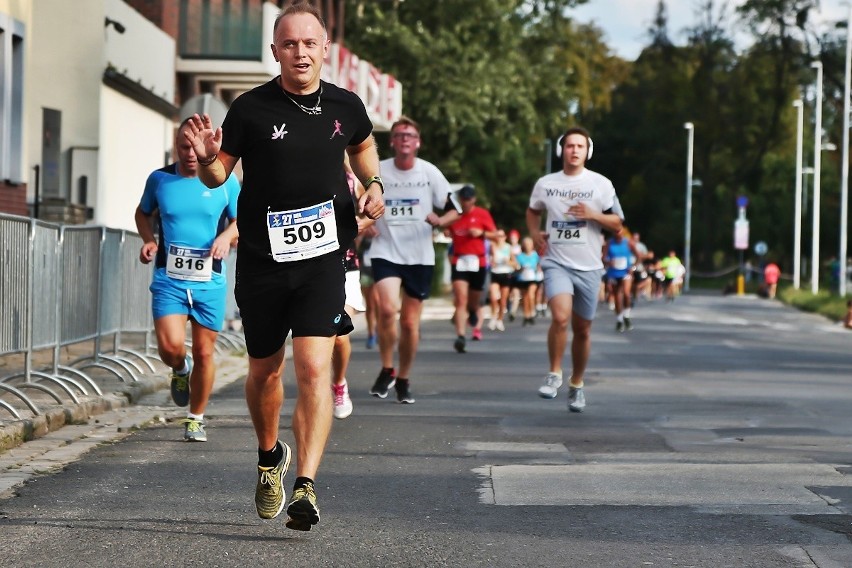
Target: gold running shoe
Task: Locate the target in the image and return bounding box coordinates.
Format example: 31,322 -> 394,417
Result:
285,482 -> 321,531
254,441 -> 292,519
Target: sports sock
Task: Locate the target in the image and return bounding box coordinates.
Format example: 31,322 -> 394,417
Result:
258,440 -> 283,468
294,476 -> 314,490
175,359 -> 190,375
187,412 -> 203,421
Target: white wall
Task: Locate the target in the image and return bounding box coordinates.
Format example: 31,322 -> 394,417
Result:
26,0 -> 104,201
96,85 -> 171,232
105,0 -> 174,102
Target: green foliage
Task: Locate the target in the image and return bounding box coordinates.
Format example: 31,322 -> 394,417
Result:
780,286 -> 850,321
344,0 -> 851,292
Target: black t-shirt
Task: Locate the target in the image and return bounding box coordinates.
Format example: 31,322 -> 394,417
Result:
221,79 -> 373,268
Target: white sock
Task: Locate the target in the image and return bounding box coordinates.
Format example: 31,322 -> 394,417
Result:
617,313 -> 624,322
187,412 -> 203,421
175,359 -> 190,375
624,308 -> 632,318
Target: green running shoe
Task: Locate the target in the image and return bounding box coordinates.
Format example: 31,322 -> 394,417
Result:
254,441 -> 292,520
181,418 -> 207,442
169,355 -> 192,407
285,482 -> 320,531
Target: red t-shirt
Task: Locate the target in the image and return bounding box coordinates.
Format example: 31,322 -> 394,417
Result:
450,206 -> 496,267
764,263 -> 781,285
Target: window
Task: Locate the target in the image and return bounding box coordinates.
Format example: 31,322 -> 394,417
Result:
0,13 -> 25,183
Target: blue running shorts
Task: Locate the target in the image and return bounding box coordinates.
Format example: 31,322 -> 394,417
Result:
150,278 -> 226,332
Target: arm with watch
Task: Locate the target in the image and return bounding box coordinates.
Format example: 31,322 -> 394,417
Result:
346,136 -> 385,221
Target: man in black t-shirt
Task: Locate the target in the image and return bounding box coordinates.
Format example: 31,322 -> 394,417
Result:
184,3 -> 384,532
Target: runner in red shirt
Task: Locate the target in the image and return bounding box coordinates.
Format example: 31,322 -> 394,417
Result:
449,185 -> 499,352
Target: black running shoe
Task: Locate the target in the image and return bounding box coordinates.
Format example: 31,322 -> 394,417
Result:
369,368 -> 396,398
454,335 -> 466,353
395,380 -> 415,404
468,309 -> 479,327
624,317 -> 633,331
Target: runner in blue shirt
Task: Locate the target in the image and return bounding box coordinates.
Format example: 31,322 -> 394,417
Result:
605,228 -> 637,332
135,117 -> 240,442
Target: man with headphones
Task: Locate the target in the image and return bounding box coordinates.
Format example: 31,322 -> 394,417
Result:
368,115 -> 461,404
526,126 -> 623,412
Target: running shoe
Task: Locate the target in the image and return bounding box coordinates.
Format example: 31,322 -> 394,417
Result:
537,372 -> 563,399
285,482 -> 320,531
454,335 -> 467,353
395,380 -> 415,404
495,319 -> 505,332
488,319 -> 498,331
472,328 -> 483,341
181,418 -> 207,442
616,321 -> 624,333
365,334 -> 377,349
624,317 -> 633,331
369,368 -> 396,398
568,386 -> 586,413
468,309 -> 479,327
255,441 -> 292,520
332,381 -> 353,419
169,355 -> 192,407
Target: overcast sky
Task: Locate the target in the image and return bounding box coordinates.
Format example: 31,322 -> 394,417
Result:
570,0 -> 848,61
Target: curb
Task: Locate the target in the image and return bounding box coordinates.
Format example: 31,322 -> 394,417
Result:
0,376 -> 167,453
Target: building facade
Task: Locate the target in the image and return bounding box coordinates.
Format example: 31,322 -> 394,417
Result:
0,0 -> 401,230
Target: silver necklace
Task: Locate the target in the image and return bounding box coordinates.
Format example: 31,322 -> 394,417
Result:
282,85 -> 323,115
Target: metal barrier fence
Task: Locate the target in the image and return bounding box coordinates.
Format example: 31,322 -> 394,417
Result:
0,213 -> 243,419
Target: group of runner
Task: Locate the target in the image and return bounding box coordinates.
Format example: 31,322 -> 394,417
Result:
131,1 -> 693,536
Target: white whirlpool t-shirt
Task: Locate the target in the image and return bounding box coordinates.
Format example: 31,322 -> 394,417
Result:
371,158 -> 453,265
528,169 -> 617,271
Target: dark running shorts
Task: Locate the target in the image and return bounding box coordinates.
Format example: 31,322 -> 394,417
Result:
490,272 -> 514,288
450,264 -> 487,291
371,258 -> 434,300
235,252 -> 353,359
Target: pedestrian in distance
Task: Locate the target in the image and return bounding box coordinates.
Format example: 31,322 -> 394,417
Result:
763,260 -> 781,300
357,227 -> 380,349
488,228 -> 517,332
515,235 -> 541,325
527,126 -> 623,412
368,115 -> 461,404
134,117 -> 241,443
448,184 -> 499,353
183,2 -> 385,531
660,250 -> 684,301
605,228 -> 637,332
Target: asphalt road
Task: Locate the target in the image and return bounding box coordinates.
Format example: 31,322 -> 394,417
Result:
2,292 -> 852,568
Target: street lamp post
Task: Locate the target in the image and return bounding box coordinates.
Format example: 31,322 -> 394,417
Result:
684,122 -> 694,292
811,60 -> 823,294
840,3 -> 852,297
793,98 -> 804,289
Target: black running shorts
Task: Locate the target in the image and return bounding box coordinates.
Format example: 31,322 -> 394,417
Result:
235,252 -> 353,359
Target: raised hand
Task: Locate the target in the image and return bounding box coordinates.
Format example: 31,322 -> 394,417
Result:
183,113 -> 222,163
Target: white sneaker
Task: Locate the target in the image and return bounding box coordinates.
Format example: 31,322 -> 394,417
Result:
537,373 -> 563,399
495,319 -> 505,332
488,319 -> 498,331
332,381 -> 353,419
568,386 -> 586,412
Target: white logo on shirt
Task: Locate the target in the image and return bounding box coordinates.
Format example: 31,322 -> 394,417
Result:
271,123 -> 288,140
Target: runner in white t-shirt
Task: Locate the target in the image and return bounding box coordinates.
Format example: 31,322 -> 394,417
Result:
526,126 -> 623,413
369,116 -> 460,404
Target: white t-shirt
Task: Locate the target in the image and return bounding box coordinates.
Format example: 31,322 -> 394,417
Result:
528,169 -> 617,271
371,158 -> 452,265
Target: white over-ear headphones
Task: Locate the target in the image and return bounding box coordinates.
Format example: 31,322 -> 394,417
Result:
556,132 -> 594,160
